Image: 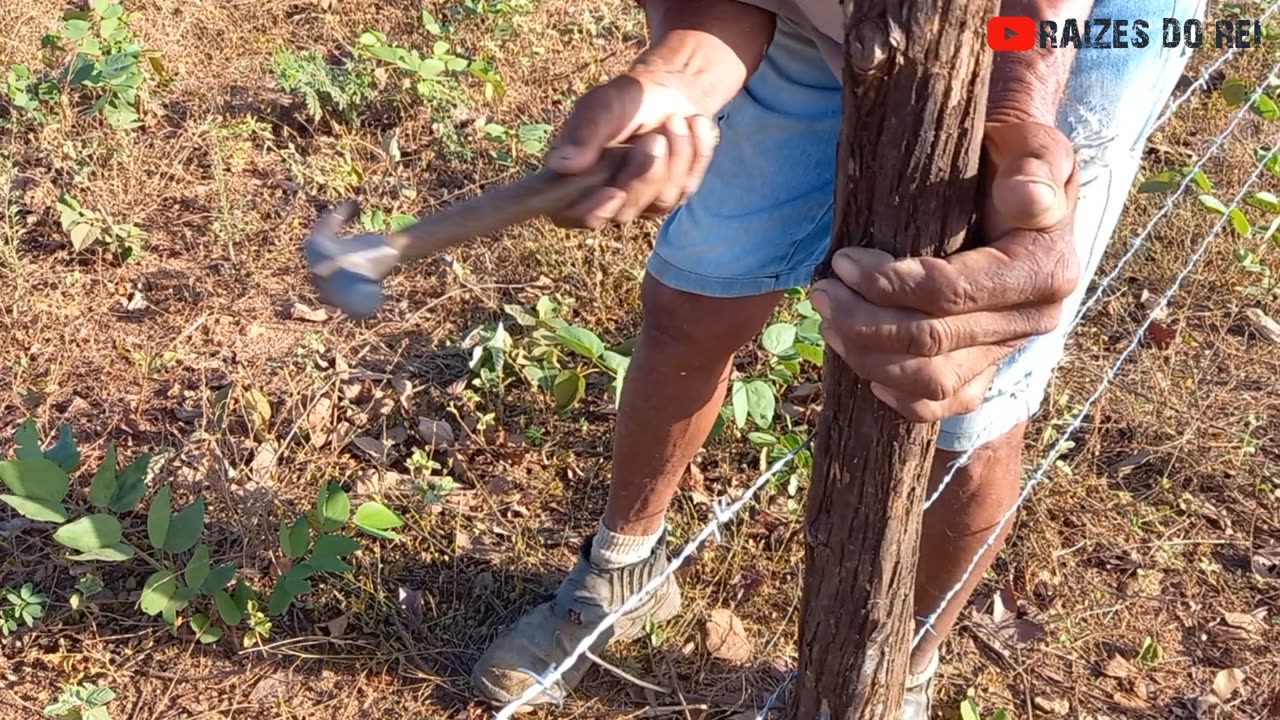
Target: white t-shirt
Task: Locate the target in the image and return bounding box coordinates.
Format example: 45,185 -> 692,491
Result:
739,0 -> 846,72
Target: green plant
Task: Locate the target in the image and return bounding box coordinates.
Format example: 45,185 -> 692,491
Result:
43,682 -> 116,720
57,194 -> 145,258
358,207 -> 418,234
271,48 -> 376,124
1136,636 -> 1164,666
1221,76 -> 1280,120
959,698 -> 1011,720
34,0 -> 165,129
0,419 -> 402,647
1235,247 -> 1278,298
4,64 -> 59,123
1,582 -> 48,635
270,482 -> 403,613
407,449 -> 458,503
483,122 -> 553,165
357,30 -> 504,103
500,295 -> 632,409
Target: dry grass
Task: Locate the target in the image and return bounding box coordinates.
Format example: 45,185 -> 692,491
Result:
1,0 -> 1278,718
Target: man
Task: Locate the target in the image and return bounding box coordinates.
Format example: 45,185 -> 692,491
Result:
471,0 -> 1203,715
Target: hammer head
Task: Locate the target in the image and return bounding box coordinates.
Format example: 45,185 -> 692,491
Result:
303,201 -> 403,319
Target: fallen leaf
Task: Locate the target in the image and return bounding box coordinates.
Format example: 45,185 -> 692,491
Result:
306,396 -> 334,448
387,425 -> 408,445
1252,541 -> 1280,580
291,303 -> 329,322
325,612 -> 350,638
1221,609 -> 1267,638
789,382 -> 821,402
330,421 -> 357,450
486,476 -> 514,495
1108,448 -> 1152,476
417,417 -> 456,447
704,608 -> 753,664
250,671 -> 294,702
971,585 -> 1046,663
1243,307 -> 1280,344
250,442 -> 277,484
1211,668 -> 1245,702
398,586 -> 423,630
243,388 -> 272,440
352,437 -> 388,464
1101,654 -> 1138,679
1146,318 -> 1178,349
391,376 -> 414,411
1033,696 -> 1069,716
1113,691 -> 1152,712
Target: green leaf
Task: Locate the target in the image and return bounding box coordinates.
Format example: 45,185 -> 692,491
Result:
214,590 -> 242,625
88,444 -> 119,508
1198,194 -> 1229,215
745,380 -> 776,428
599,350 -> 630,376
54,514 -> 123,552
389,214 -> 417,232
730,381 -> 749,430
1228,207 -> 1252,237
0,495 -> 67,522
746,431 -> 778,446
761,323 -> 798,355
353,501 -> 404,540
109,452 -> 151,512
1187,169 -> 1214,193
315,482 -> 350,532
280,516 -> 310,558
268,582 -> 297,616
309,534 -> 359,572
794,342 -> 824,365
140,570 -> 178,616
417,57 -> 446,78
62,18 -> 92,40
552,370 -> 585,411
185,544 -> 211,590
1247,191 -> 1280,213
164,496 -> 206,553
1221,76 -> 1251,106
503,303 -> 539,327
990,711 -> 1012,720
201,564 -> 235,594
13,419 -> 41,460
556,326 -> 606,360
148,485 -> 171,549
43,425 -> 80,473
1253,93 -> 1280,121
1257,146 -> 1280,177
1137,170 -> 1182,194
232,578 -> 255,612
190,613 -> 223,644
0,459 -> 70,502
959,698 -> 981,720
67,542 -> 136,562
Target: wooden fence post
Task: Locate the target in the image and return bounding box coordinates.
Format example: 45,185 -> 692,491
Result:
789,0 -> 995,717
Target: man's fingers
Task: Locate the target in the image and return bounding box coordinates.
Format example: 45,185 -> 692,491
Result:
651,116 -> 692,214
983,121 -> 1078,235
812,279 -> 1059,355
685,114 -> 717,197
828,237 -> 1080,316
551,186 -> 627,229
868,366 -> 997,423
613,133 -> 670,224
824,343 -> 1018,402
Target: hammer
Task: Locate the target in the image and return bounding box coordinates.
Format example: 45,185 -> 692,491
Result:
304,148 -> 629,318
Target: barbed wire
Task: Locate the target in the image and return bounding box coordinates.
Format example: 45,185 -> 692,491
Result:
922,56 -> 1280,512
912,133 -> 1280,649
492,436 -> 814,719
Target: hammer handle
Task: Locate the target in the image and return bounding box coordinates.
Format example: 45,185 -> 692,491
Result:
390,147 -> 630,262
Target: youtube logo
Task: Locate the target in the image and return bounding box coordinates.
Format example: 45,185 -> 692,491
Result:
988,16 -> 1036,51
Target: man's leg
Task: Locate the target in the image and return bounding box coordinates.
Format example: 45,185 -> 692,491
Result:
911,423 -> 1026,672
602,279 -> 782,537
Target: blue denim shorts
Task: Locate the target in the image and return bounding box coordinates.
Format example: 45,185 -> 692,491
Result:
649,0 -> 1205,452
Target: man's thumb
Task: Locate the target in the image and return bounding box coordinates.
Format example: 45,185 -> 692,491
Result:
547,78 -> 645,174
985,123 -> 1075,231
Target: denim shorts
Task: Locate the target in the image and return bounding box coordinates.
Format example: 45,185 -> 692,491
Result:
649,0 -> 1205,452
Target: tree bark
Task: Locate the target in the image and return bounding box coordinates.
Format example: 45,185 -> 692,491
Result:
790,1 -> 994,718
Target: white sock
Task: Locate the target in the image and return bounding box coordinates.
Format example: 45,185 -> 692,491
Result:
589,520 -> 663,569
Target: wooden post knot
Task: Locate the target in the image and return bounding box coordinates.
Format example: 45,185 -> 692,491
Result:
849,20 -> 893,74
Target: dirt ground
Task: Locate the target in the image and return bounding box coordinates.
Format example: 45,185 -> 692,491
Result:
1,0 -> 1278,718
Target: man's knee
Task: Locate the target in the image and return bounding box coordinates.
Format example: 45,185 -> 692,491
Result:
638,275 -> 781,365
930,422 -> 1028,505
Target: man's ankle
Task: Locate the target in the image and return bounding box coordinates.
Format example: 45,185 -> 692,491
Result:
589,519 -> 664,569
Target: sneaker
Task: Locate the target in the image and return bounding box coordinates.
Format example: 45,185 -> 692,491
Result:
471,535 -> 682,710
901,652 -> 939,720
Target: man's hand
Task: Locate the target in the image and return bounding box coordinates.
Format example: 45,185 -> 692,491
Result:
811,122 -> 1080,422
546,66 -> 719,229
544,0 -> 774,229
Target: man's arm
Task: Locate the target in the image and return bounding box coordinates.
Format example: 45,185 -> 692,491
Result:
988,0 -> 1095,124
